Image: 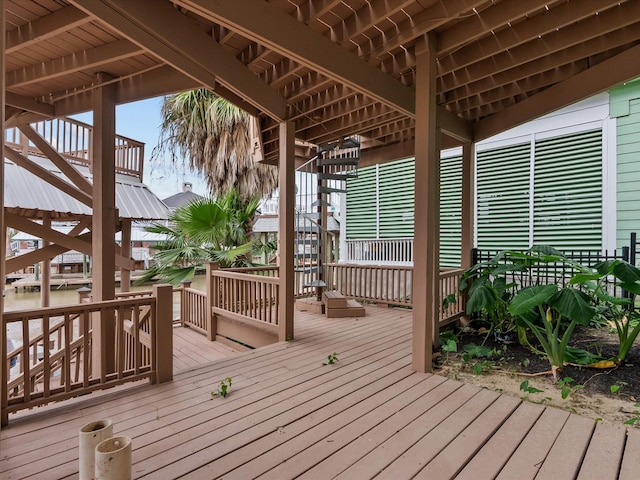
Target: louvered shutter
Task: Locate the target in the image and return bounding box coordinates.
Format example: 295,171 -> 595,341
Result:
379,158 -> 415,238
533,129 -> 602,249
440,155 -> 462,266
345,164 -> 377,238
476,143 -> 531,250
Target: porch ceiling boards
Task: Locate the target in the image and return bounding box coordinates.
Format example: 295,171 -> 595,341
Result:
6,0 -> 640,163
1,305 -> 638,479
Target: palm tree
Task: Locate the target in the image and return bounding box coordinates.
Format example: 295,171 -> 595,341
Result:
138,193 -> 260,285
154,89 -> 277,200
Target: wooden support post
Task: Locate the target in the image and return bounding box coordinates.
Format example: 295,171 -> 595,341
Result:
180,279 -> 191,328
40,211 -> 51,307
461,142 -> 475,270
278,121 -> 295,342
120,218 -> 131,293
206,262 -> 219,341
154,284 -> 173,383
1,3 -> 6,429
412,34 -> 439,373
91,72 -> 117,377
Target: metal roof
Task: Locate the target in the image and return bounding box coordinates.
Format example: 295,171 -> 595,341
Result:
253,214 -> 339,233
5,156 -> 169,221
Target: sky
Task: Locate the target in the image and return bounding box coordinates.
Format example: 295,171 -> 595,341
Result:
72,97 -> 209,201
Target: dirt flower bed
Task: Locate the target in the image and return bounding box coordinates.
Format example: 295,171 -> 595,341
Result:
435,325 -> 640,427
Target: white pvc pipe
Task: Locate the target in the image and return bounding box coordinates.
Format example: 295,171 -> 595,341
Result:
78,419 -> 113,480
95,436 -> 132,480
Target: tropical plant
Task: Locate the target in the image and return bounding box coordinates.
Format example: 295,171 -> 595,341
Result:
153,89 -> 278,200
137,193 -> 261,285
572,258 -> 640,365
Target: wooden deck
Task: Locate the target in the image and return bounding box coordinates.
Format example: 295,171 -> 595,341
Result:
1,306 -> 638,479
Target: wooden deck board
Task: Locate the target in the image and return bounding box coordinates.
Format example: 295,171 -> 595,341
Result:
1,305 -> 638,479
576,421 -> 627,480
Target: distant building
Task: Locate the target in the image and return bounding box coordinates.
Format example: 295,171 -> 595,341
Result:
162,182 -> 205,209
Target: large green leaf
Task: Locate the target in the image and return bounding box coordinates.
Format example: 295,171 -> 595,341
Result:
509,284 -> 557,316
549,288 -> 595,325
612,261 -> 640,284
466,283 -> 498,314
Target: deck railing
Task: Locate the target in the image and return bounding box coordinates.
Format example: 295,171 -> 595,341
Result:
2,285 -> 172,424
5,116 -> 145,179
181,287 -> 208,334
325,263 -> 466,325
210,267 -> 279,329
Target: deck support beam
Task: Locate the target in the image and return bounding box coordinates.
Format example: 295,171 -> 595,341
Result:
278,121 -> 295,341
412,34 -> 439,373
91,73 -> 117,377
120,218 -> 131,292
40,212 -> 51,307
1,2 -> 6,429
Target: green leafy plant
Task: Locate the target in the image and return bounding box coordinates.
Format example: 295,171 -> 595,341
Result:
323,352 -> 339,365
439,331 -> 458,362
212,377 -> 233,398
519,380 -> 544,401
572,258 -> 640,366
610,381 -> 628,395
557,376 -> 584,400
623,403 -> 640,426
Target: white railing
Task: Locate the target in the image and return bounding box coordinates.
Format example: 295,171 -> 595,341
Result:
345,238 -> 413,265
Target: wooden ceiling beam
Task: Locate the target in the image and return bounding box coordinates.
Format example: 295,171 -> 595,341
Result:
306,110 -> 406,145
442,24 -> 640,105
438,0 -> 558,56
105,0 -> 287,121
475,43 -> 640,141
178,0 -> 416,117
439,2 -> 639,91
287,84 -> 359,121
438,0 -> 626,76
5,92 -> 55,117
451,62 -> 584,114
6,5 -> 90,54
358,0 -> 485,62
6,39 -> 144,88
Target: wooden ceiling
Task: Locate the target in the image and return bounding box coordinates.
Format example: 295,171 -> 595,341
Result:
5,0 -> 640,163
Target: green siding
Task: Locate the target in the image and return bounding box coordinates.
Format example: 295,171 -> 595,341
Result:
379,158 -> 415,238
533,130 -> 602,249
440,155 -> 462,267
614,88 -> 640,248
345,165 -> 377,238
476,143 -> 531,250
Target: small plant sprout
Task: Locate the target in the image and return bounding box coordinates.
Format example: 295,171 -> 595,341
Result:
610,381 -> 628,395
323,353 -> 339,365
557,377 -> 584,400
623,403 -> 640,426
212,377 -> 232,398
519,380 -> 544,401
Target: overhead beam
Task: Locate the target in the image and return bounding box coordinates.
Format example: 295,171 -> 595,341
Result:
178,0 -> 416,117
3,146 -> 93,207
5,92 -> 55,117
438,0 -> 626,75
6,6 -> 90,54
475,43 -> 640,141
438,1 -> 640,92
78,0 -> 286,121
6,39 -> 144,88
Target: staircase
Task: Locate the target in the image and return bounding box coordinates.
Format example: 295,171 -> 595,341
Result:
293,138 -> 360,299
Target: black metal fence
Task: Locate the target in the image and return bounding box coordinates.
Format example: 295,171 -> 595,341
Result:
471,246 -> 630,299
